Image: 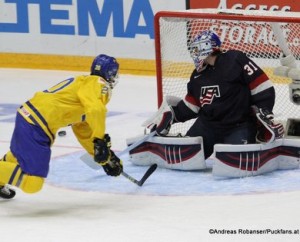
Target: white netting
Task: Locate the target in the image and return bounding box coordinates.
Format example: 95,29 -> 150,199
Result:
155,9 -> 300,135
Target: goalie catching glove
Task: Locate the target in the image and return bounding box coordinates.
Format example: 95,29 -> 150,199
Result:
254,107 -> 284,143
93,134 -> 123,176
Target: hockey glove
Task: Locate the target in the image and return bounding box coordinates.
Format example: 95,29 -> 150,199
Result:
149,107 -> 175,136
102,151 -> 123,176
94,134 -> 123,176
255,107 -> 284,143
93,134 -> 111,165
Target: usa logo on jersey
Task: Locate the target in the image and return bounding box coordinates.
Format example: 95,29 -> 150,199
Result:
200,85 -> 220,106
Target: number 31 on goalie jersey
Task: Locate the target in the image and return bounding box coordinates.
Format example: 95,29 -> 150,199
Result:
244,61 -> 259,76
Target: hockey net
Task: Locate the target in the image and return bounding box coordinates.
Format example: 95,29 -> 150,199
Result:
154,8 -> 300,135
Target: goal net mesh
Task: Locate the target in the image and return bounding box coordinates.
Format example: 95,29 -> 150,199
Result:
155,9 -> 300,135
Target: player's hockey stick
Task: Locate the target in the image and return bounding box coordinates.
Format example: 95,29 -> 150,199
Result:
117,131 -> 156,157
80,131 -> 157,186
80,153 -> 157,186
80,131 -> 156,170
122,164 -> 157,186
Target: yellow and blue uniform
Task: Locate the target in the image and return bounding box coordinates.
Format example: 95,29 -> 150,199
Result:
0,75 -> 112,193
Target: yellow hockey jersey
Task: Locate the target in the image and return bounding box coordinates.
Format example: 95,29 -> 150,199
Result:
17,75 -> 112,156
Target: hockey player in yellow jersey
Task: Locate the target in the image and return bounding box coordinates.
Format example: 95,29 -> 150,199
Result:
0,54 -> 123,199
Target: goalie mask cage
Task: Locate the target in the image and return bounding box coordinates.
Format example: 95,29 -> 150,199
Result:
154,8 -> 300,135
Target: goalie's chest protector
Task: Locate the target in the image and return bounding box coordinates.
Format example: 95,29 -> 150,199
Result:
189,50 -> 255,126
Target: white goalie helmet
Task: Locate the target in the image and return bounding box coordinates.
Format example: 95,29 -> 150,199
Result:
189,30 -> 222,71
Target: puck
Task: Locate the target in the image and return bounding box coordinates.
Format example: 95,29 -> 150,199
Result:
58,130 -> 67,136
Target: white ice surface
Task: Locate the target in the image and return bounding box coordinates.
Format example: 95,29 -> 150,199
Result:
1,68 -> 300,242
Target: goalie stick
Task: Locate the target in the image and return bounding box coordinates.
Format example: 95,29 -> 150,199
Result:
80,131 -> 157,186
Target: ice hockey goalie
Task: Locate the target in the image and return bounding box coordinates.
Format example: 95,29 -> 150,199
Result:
127,30 -> 300,179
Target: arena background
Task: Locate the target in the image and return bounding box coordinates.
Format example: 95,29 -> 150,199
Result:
1,0 -> 299,75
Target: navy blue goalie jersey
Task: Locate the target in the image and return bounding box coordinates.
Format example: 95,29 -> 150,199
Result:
174,50 -> 275,128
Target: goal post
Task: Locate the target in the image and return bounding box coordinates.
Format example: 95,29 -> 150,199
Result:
154,8 -> 300,135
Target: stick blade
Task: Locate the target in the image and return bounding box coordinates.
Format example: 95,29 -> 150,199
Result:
138,164 -> 158,186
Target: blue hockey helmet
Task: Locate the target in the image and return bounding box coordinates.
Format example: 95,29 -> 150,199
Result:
91,54 -> 119,88
189,30 -> 221,70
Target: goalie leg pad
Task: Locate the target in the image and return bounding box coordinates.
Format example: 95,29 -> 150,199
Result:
126,135 -> 206,170
212,138 -> 300,178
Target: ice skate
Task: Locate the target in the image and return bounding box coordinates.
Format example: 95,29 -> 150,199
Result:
0,185 -> 16,199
